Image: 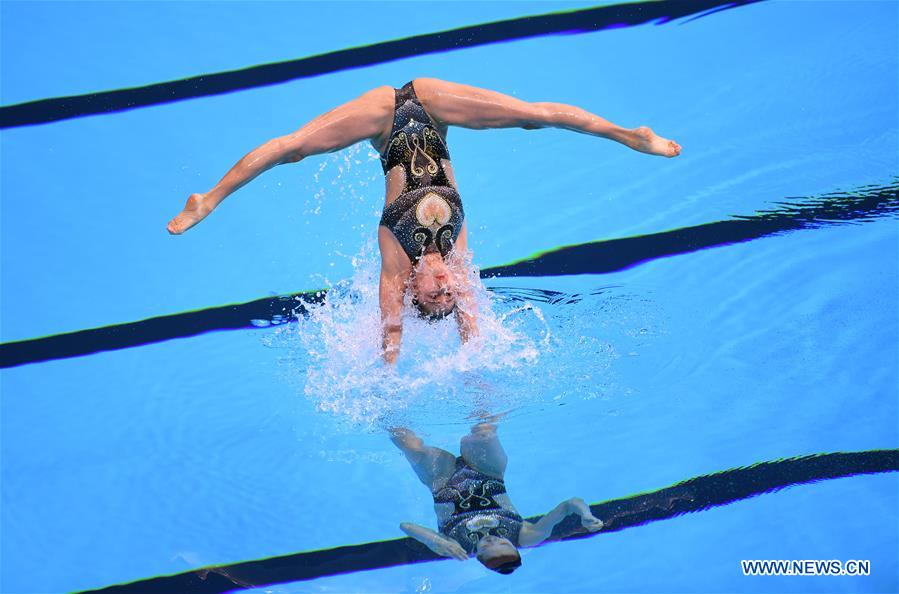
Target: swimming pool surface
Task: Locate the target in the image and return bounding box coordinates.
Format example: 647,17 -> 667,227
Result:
1,1 -> 897,593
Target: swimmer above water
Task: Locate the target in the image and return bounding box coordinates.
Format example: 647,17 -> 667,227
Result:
390,423 -> 604,574
167,78 -> 681,363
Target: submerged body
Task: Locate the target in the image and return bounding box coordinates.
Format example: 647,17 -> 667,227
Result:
434,456 -> 524,555
391,423 -> 604,573
166,77 -> 681,363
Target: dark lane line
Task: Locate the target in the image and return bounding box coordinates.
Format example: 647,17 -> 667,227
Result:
0,287 -> 553,369
484,180 -> 899,278
0,292 -> 325,369
0,0 -> 764,129
1,179 -> 896,369
81,449 -> 899,593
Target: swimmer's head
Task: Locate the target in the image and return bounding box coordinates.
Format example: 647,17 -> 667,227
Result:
475,535 -> 522,575
410,253 -> 457,320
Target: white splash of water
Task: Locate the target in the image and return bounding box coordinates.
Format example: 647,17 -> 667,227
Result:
268,144 -> 659,431
270,242 -> 548,429
304,143 -> 381,219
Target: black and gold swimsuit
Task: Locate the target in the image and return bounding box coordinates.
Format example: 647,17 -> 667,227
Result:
379,81 -> 464,264
433,457 -> 523,555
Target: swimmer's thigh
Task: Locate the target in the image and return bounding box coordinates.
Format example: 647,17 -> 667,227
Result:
410,446 -> 458,492
393,432 -> 458,492
460,423 -> 507,479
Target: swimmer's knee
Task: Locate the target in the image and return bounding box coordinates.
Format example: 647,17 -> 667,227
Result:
471,422 -> 497,436
462,424 -> 498,450
390,427 -> 424,451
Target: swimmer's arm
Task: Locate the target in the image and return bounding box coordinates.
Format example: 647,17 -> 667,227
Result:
518,497 -> 604,547
380,274 -> 404,365
400,522 -> 468,561
452,223 -> 479,343
379,228 -> 410,365
168,86 -> 393,234
456,309 -> 478,343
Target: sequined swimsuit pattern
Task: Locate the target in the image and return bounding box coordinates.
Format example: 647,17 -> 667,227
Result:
379,81 -> 464,263
433,457 -> 523,555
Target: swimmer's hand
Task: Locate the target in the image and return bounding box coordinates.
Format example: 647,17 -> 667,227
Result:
168,193 -> 212,235
569,497 -> 604,532
400,522 -> 468,561
581,514 -> 605,532
430,537 -> 468,561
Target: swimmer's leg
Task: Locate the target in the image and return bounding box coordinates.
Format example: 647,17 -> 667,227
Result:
167,85 -> 394,235
413,77 -> 681,158
390,427 -> 458,493
459,422 -> 508,479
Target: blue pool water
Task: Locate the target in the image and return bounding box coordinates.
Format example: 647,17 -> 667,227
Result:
1,1 -> 897,593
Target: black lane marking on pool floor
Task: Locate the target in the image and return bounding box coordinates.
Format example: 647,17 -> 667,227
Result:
2,179 -> 896,369
0,0 -> 765,129
80,449 -> 899,594
0,287 -> 587,368
0,292 -> 325,369
485,179 -> 899,278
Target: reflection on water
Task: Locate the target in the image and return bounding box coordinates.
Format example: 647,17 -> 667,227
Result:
390,422 -> 604,574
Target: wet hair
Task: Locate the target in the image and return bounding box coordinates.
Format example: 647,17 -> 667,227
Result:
479,550 -> 522,575
410,295 -> 456,322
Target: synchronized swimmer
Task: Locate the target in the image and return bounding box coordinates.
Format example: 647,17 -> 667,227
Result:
167,78 -> 681,364
166,77 -> 680,572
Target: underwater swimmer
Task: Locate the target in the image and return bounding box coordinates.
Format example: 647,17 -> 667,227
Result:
167,78 -> 681,364
390,423 -> 604,574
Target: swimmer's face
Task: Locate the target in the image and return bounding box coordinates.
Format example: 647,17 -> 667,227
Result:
411,254 -> 457,318
476,535 -> 521,574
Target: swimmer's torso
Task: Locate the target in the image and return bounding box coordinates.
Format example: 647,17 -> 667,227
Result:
432,457 -> 523,555
379,81 -> 465,263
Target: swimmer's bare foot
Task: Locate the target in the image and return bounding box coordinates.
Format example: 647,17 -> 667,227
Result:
627,126 -> 681,157
167,193 -> 212,235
